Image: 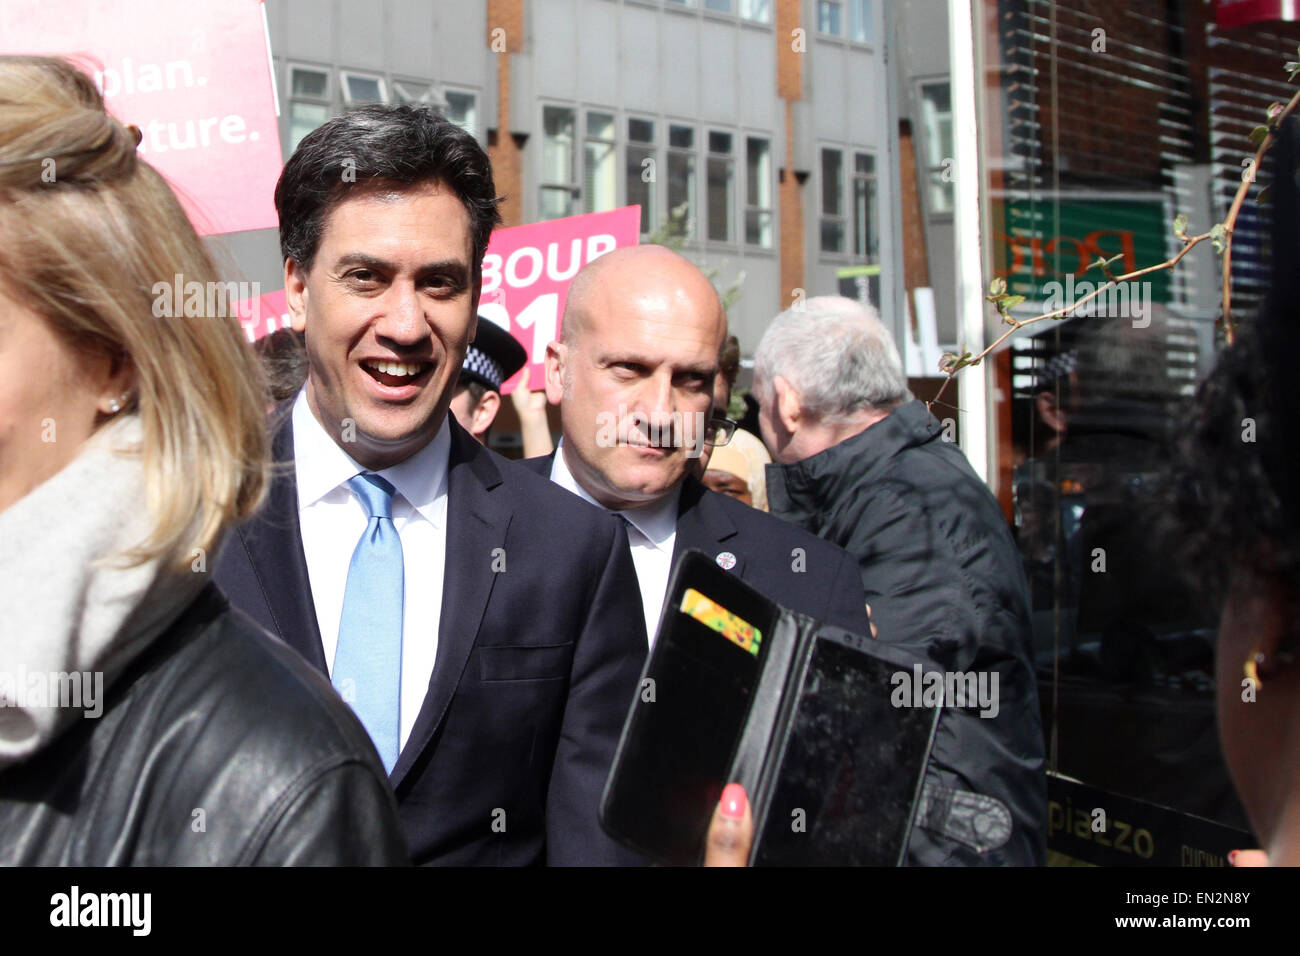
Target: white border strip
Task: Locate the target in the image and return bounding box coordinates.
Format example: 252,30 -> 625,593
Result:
948,0 -> 990,483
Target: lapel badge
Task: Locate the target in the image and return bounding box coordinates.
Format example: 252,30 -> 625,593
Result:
715,551 -> 737,570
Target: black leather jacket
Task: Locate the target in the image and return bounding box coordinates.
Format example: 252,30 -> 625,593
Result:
0,585 -> 410,865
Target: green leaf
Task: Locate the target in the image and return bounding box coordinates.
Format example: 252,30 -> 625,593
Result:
1173,213 -> 1189,238
987,277 -> 1006,297
1210,222 -> 1226,255
1001,294 -> 1026,310
1250,125 -> 1269,148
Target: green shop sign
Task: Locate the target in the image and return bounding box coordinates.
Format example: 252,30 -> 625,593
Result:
995,194 -> 1172,304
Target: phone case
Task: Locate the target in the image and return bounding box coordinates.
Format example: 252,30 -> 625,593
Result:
600,549 -> 942,866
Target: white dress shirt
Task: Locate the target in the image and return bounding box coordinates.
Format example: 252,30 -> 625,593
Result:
549,439 -> 680,645
292,389 -> 450,752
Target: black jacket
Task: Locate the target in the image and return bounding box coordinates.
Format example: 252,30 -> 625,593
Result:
216,411 -> 647,866
0,585 -> 409,865
766,399 -> 1047,866
518,455 -> 873,639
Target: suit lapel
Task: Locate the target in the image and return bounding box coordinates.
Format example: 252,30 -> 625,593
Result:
238,402 -> 328,674
672,476 -> 745,578
390,418 -> 510,789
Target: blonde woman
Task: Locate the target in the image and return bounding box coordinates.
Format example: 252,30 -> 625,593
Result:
0,56 -> 407,865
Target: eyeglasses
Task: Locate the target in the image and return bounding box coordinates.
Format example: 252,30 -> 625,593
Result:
704,417 -> 737,448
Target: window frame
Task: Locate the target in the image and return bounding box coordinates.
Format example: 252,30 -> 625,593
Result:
852,150 -> 879,261
817,0 -> 844,37
705,129 -> 737,245
819,145 -> 848,257
539,103 -> 580,222
744,134 -> 774,249
286,63 -> 332,155
442,87 -> 480,142
847,0 -> 874,46
339,69 -> 387,106
666,121 -> 699,240
918,79 -> 956,217
583,109 -> 620,216
625,115 -> 658,236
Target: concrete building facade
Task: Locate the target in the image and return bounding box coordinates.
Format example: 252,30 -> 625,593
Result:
217,0 -> 901,357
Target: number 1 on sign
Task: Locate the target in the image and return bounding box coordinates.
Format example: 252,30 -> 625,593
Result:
513,292 -> 559,364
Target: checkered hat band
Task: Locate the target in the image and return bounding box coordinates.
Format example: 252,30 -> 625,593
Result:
463,345 -> 505,391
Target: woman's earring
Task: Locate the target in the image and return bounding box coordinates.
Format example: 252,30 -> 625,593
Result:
107,397 -> 122,413
1244,650 -> 1264,688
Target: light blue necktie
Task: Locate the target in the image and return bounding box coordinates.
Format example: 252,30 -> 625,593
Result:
332,473 -> 404,774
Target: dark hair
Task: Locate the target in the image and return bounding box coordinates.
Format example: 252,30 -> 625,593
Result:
455,377 -> 488,408
253,328 -> 309,403
274,105 -> 502,273
719,334 -> 741,388
1175,117 -> 1300,604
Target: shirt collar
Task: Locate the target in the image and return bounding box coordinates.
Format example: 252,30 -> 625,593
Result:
550,439 -> 681,552
292,387 -> 451,526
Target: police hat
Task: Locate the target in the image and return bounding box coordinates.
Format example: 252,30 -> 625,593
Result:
460,316 -> 528,392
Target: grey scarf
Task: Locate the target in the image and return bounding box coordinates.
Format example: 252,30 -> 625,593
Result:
0,414 -> 212,769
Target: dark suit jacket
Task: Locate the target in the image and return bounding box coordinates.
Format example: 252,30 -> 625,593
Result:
215,407 -> 648,866
519,453 -> 872,638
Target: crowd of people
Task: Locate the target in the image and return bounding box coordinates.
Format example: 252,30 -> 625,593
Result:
0,53 -> 1293,867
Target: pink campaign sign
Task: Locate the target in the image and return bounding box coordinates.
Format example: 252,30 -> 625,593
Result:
2,0 -> 282,236
236,289 -> 291,342
480,205 -> 641,392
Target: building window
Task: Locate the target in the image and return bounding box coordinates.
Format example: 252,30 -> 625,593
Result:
707,130 -> 734,242
820,147 -> 845,253
705,0 -> 731,11
739,0 -> 772,23
849,0 -> 872,44
288,66 -> 330,153
853,152 -> 878,260
817,0 -> 843,36
392,80 -> 436,106
667,124 -> 697,238
444,90 -> 478,140
920,82 -> 955,214
626,118 -> 656,235
540,105 -> 577,220
745,136 -> 773,247
341,71 -> 386,105
584,111 -> 618,214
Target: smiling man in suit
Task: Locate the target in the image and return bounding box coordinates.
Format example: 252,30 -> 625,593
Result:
214,105 -> 647,866
519,245 -> 870,645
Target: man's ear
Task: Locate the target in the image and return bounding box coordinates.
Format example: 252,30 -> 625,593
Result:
471,389 -> 501,438
1036,391 -> 1066,433
774,375 -> 802,434
544,341 -> 567,405
284,259 -> 309,334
